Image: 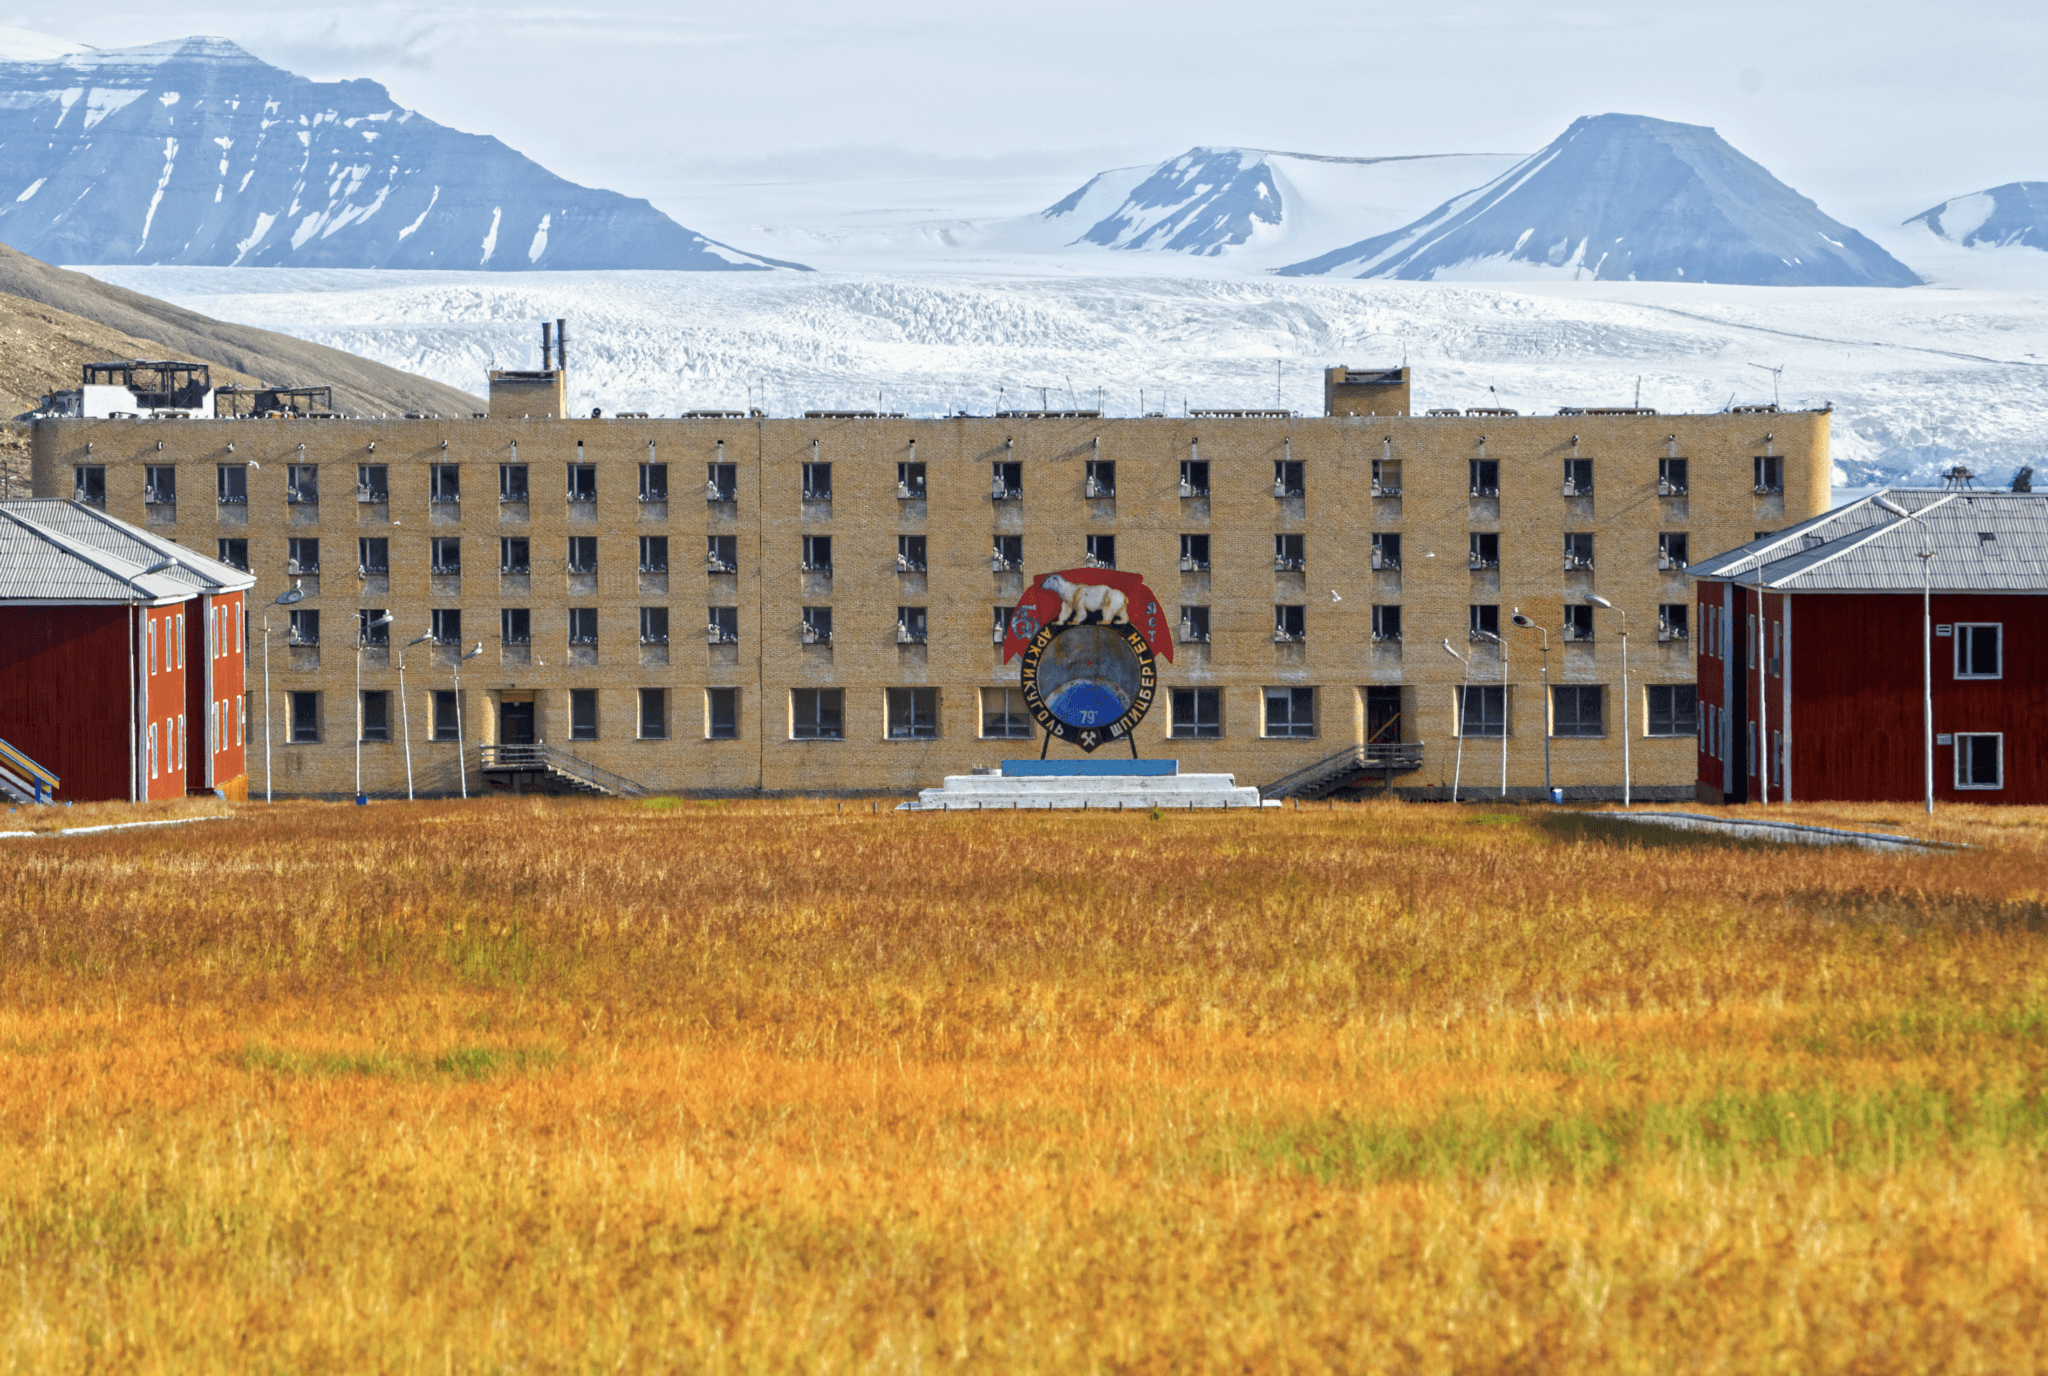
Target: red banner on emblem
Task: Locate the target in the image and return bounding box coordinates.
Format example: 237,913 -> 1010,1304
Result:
1002,568 -> 1174,665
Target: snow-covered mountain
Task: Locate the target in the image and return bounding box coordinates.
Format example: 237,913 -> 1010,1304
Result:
1906,183 -> 2048,252
1278,114 -> 1919,287
1016,147 -> 1526,265
0,34 -> 806,272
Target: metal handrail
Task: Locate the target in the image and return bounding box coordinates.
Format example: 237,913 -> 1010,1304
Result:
477,743 -> 650,798
0,734 -> 59,802
1261,742 -> 1425,799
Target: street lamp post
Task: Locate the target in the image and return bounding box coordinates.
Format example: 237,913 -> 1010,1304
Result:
1442,638 -> 1470,803
1585,594 -> 1629,806
453,642 -> 483,800
356,610 -> 393,806
403,630 -> 435,802
1875,495 -> 1936,815
1510,610 -> 1552,798
265,581 -> 306,805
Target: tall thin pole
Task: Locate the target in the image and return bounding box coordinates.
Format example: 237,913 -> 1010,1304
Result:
454,659 -> 468,800
1540,638 -> 1552,796
354,636 -> 364,805
1499,632 -> 1509,798
1619,610 -> 1631,807
1444,639 -> 1469,804
1755,568 -> 1768,805
397,644 -> 415,802
262,614 -> 272,804
1922,551 -> 1934,815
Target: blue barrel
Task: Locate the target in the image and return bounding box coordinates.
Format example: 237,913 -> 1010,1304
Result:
1548,787 -> 1564,804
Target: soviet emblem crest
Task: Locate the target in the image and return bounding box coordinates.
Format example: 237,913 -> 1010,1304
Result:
1003,569 -> 1171,753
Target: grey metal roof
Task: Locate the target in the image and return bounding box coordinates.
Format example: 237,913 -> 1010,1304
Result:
1689,490 -> 2048,593
0,499 -> 255,605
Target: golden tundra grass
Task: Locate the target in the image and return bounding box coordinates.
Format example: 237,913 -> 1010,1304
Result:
1,797 -> 2043,1372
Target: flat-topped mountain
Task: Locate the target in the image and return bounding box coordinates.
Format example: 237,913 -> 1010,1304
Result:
1906,182 -> 2048,252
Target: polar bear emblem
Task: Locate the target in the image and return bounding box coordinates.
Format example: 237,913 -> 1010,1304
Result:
1042,574 -> 1129,626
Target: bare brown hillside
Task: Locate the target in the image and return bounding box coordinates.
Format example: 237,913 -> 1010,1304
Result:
0,244 -> 481,419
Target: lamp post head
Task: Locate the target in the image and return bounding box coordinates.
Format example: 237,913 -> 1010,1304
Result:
1873,494 -> 1914,520
406,630 -> 433,646
1510,612 -> 1536,629
462,642 -> 484,661
1440,637 -> 1463,662
274,582 -> 305,606
1584,593 -> 1615,610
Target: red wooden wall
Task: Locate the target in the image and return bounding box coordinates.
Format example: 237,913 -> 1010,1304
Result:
0,605 -> 137,801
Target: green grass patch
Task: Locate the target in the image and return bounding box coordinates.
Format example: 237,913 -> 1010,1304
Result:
232,1044 -> 561,1081
1233,1084 -> 2048,1185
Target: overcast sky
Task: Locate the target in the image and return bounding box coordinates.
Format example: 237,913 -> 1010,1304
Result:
13,0 -> 2043,230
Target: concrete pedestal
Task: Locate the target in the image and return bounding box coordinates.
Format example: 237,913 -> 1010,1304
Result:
901,759 -> 1269,810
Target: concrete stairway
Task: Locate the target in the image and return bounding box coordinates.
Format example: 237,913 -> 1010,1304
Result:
902,759 -> 1267,811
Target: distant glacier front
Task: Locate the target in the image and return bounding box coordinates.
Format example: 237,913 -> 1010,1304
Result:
72,263 -> 2048,490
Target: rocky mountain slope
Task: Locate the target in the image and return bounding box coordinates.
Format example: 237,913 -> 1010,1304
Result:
1278,114 -> 1919,287
1906,183 -> 2048,252
0,243 -> 479,416
0,35 -> 806,272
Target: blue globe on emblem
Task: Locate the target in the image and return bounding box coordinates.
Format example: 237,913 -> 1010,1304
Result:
1044,679 -> 1128,730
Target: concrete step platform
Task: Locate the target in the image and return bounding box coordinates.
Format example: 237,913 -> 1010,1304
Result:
901,764 -> 1269,810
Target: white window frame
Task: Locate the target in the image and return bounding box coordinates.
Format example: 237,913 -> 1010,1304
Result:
1955,733 -> 2004,790
1954,623 -> 2003,680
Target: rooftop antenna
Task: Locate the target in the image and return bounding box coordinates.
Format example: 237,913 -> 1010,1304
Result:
1747,362 -> 1784,408
1276,357 -> 1283,409
1633,375 -> 1642,408
1065,374 -> 1078,410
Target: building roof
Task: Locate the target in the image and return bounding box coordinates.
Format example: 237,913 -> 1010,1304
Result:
0,499 -> 255,605
1690,489 -> 2048,593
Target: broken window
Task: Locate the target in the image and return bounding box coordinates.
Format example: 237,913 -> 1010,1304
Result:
431,609 -> 461,645
886,687 -> 939,739
1956,733 -> 2003,789
1564,532 -> 1595,570
640,607 -> 669,644
802,461 -> 831,501
801,535 -> 830,574
791,688 -> 844,740
803,607 -> 834,644
567,608 -> 598,645
1469,533 -> 1499,569
1274,534 -> 1305,572
1659,603 -> 1690,641
357,609 -> 390,646
145,465 -> 176,505
897,535 -> 927,572
1274,604 -> 1306,642
707,607 -> 739,643
991,535 -> 1022,572
1563,604 -> 1594,642
217,538 -> 248,571
1263,687 -> 1315,737
501,608 -> 531,645
1372,604 -> 1402,642
359,537 -> 389,575
990,606 -> 1012,644
1659,457 -> 1688,495
216,464 -> 247,505
1181,534 -> 1210,571
357,464 -> 387,502
1179,606 -> 1210,642
288,464 -> 320,504
1273,459 -> 1304,498
705,462 -> 735,502
709,535 -> 739,574
1754,455 -> 1784,494
982,687 -> 1033,739
1086,459 -> 1115,498
71,465 -> 106,505
640,463 -> 668,502
897,607 -> 928,643
1469,604 -> 1499,642
290,691 -> 321,742
1086,534 -> 1115,569
639,535 -> 668,573
897,461 -> 926,499
432,690 -> 459,741
1372,458 -> 1401,496
991,461 -> 1022,500
289,609 -> 320,646
1469,459 -> 1499,497
1563,458 -> 1593,496
429,464 -> 460,505
1659,533 -> 1689,570
1372,533 -> 1401,570
1172,688 -> 1222,739
566,464 -> 596,501
500,537 -> 529,574
431,537 -> 461,575
567,536 -> 598,573
287,538 -> 319,575
499,463 -> 528,502
1180,459 -> 1209,498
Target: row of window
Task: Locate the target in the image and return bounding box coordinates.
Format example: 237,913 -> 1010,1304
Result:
280,683 -> 1698,746
1703,606 -> 2008,680
86,453 -> 1787,511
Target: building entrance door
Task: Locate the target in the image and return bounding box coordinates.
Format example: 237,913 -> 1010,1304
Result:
499,699 -> 536,745
1365,686 -> 1402,744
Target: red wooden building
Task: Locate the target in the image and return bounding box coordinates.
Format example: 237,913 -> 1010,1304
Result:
0,500 -> 254,802
1691,489 -> 2046,804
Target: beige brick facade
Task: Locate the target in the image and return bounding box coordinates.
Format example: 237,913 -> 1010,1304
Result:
32,389 -> 1829,798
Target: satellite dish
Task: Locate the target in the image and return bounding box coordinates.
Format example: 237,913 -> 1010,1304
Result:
274,580 -> 306,606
